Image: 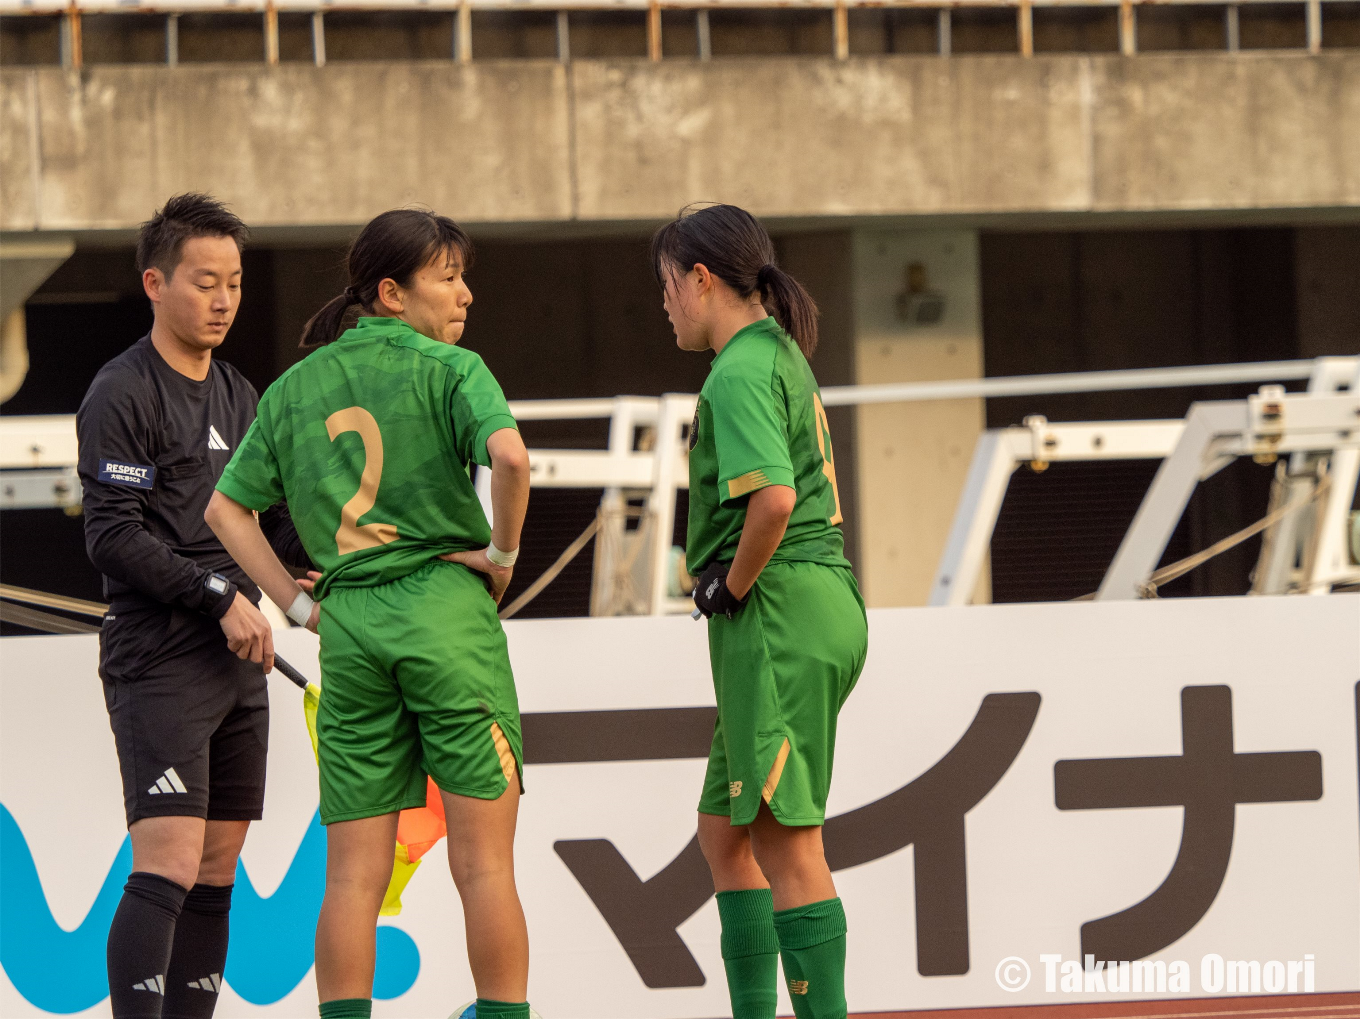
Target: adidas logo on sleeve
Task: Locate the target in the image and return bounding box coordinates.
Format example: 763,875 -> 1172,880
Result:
188,973 -> 222,993
208,425 -> 230,451
132,975 -> 165,994
146,767 -> 188,796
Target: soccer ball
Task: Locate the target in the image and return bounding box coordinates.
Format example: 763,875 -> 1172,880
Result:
449,1004 -> 543,1019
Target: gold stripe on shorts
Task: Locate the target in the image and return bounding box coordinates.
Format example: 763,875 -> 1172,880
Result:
489,721 -> 518,783
762,737 -> 791,804
726,469 -> 771,500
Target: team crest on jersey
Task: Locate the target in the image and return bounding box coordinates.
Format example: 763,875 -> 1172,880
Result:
688,408 -> 699,451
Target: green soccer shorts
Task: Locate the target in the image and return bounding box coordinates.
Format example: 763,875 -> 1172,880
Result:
315,559 -> 523,825
698,560 -> 867,827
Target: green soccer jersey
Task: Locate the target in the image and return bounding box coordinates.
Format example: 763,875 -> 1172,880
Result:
686,317 -> 849,576
216,317 -> 518,599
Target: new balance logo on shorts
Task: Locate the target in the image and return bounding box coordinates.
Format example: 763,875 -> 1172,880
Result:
187,973 -> 222,993
132,975 -> 165,994
729,780 -> 743,797
208,425 -> 230,451
146,767 -> 188,795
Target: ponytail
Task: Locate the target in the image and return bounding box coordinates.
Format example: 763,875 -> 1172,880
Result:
299,291 -> 359,349
652,203 -> 820,359
756,263 -> 819,359
299,209 -> 474,349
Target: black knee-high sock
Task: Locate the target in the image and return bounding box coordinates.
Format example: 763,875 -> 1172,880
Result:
107,872 -> 189,1019
162,884 -> 233,1019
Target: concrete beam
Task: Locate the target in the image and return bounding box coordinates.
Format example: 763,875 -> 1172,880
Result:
2,63 -> 574,231
2,53 -> 1356,233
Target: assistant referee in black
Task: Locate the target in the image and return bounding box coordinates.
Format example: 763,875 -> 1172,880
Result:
76,194 -> 312,1019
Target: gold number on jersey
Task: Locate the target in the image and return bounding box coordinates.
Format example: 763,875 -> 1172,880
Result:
326,406 -> 400,555
812,393 -> 844,526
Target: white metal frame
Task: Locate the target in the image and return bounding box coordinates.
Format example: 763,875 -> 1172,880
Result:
1099,358 -> 1360,600
928,356 -> 1360,605
4,357 -> 1350,615
927,417 -> 1186,606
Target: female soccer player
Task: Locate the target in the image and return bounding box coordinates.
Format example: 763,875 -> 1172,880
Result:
654,205 -> 867,1019
204,210 -> 536,1019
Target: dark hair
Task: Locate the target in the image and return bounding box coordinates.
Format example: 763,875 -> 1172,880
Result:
136,193 -> 248,279
301,209 -> 474,348
651,203 -> 818,358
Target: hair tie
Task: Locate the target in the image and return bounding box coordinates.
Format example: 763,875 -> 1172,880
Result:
343,286 -> 359,304
757,264 -> 777,287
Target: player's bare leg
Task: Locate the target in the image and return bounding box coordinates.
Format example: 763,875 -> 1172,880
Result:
698,810 -> 769,891
129,816 -> 209,889
698,811 -> 779,1018
747,805 -> 837,911
747,803 -> 846,1017
441,781 -> 529,1003
314,811 -> 400,1002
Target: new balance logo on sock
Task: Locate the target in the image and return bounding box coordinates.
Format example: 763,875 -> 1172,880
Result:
132,975 -> 165,994
789,979 -> 809,995
147,767 -> 188,795
208,426 -> 230,451
188,973 -> 222,993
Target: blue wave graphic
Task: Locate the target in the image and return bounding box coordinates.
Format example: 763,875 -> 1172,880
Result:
1,804 -> 419,1013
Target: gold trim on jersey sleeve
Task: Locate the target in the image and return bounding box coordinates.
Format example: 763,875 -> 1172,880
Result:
726,469 -> 772,500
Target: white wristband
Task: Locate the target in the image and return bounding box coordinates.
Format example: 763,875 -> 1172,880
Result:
286,590 -> 315,626
486,541 -> 519,568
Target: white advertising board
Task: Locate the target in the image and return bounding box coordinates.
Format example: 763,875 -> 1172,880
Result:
2,595 -> 1357,1017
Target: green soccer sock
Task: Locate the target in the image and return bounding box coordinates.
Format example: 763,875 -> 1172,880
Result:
773,897 -> 848,1019
474,999 -> 530,1019
318,999 -> 372,1019
716,887 -> 779,1019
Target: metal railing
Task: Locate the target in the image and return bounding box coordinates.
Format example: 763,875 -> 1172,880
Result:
2,0 -> 1343,71
2,357 -> 1354,614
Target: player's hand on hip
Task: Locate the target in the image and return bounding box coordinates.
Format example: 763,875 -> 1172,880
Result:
693,561 -> 748,620
219,592 -> 276,673
440,548 -> 514,605
296,570 -> 322,594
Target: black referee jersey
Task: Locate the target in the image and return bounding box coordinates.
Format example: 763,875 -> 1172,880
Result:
76,334 -> 310,651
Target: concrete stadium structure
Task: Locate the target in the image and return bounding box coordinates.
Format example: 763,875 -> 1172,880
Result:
1,28 -> 1357,611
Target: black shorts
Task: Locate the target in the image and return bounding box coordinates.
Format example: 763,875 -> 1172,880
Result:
100,605 -> 269,826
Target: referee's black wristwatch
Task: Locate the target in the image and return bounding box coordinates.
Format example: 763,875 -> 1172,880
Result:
200,571 -> 239,620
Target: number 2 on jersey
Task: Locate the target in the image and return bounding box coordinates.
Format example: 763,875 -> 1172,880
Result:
326,406 -> 400,555
812,393 -> 844,526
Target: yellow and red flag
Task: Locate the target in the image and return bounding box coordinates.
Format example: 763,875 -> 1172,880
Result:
302,683 -> 446,915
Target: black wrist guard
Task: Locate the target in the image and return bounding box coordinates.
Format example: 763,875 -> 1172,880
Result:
693,561 -> 748,620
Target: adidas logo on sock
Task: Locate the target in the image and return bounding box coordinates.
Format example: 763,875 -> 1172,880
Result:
188,973 -> 222,993
132,975 -> 165,994
147,767 -> 188,795
208,425 -> 230,451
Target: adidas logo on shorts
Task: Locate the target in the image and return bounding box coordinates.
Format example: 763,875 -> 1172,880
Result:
132,975 -> 165,994
147,767 -> 188,795
188,973 -> 222,993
